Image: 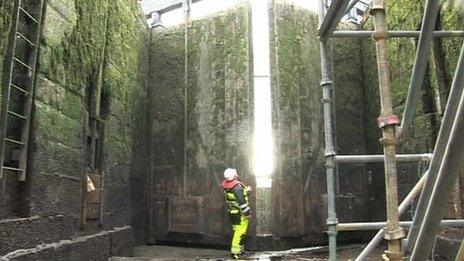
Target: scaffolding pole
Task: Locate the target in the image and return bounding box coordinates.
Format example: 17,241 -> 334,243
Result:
398,0 -> 440,137
335,153 -> 431,163
405,40 -> 464,253
337,219 -> 464,231
318,0 -> 350,38
370,0 -> 404,260
318,0 -> 338,259
318,0 -> 464,259
332,30 -> 464,38
344,0 -> 360,15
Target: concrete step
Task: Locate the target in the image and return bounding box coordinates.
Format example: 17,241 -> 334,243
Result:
1,226 -> 133,261
0,215 -> 74,256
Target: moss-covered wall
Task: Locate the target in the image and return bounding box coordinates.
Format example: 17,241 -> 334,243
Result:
270,1 -> 326,244
0,1 -> 14,95
149,0 -> 376,248
149,3 -> 253,245
34,0 -> 147,225
1,0 -> 147,258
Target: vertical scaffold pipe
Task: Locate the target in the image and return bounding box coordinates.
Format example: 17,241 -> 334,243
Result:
370,1 -> 405,260
318,1 -> 338,260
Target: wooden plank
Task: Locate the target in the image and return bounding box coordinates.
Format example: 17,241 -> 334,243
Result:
86,203 -> 100,220
167,197 -> 204,234
87,191 -> 101,204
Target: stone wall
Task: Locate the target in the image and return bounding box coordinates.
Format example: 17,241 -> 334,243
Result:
0,1 -> 14,98
0,0 -> 147,259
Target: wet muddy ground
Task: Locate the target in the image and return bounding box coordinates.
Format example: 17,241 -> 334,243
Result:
111,244 -> 384,260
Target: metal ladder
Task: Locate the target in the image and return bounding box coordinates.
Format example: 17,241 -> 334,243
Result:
0,0 -> 44,181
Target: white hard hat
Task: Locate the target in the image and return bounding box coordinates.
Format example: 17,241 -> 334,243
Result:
223,168 -> 237,181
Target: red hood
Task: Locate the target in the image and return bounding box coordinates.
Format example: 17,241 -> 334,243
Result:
221,179 -> 245,190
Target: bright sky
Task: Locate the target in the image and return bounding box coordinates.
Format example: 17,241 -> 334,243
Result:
291,0 -> 320,11
140,0 -> 320,27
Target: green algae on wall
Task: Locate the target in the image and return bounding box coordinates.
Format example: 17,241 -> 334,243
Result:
0,1 -> 15,112
270,0 -> 326,241
148,0 -> 381,247
30,0 -> 147,226
102,0 -> 147,227
149,4 -> 253,244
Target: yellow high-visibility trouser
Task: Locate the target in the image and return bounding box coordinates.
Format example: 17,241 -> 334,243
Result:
231,214 -> 249,254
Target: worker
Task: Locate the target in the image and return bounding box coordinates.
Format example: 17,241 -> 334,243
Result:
221,168 -> 252,259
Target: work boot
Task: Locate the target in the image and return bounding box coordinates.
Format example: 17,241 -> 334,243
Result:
231,253 -> 240,259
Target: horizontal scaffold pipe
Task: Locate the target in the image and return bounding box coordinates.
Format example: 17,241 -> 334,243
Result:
335,153 -> 432,163
332,30 -> 464,38
337,220 -> 464,231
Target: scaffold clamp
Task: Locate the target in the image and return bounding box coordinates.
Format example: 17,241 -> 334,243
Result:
382,250 -> 404,261
377,115 -> 399,128
383,227 -> 405,240
326,217 -> 339,226
320,78 -> 332,87
370,0 -> 385,12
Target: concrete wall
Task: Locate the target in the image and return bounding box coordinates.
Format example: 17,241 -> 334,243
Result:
148,3 -> 253,246
0,0 -> 147,259
269,1 -> 326,246
148,1 -> 375,248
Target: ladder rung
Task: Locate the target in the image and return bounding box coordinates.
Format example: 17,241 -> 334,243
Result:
13,57 -> 33,70
11,83 -> 30,95
8,110 -> 28,120
5,138 -> 25,146
2,166 -> 23,172
19,7 -> 39,24
16,32 -> 36,47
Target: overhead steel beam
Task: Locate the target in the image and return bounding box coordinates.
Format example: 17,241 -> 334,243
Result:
337,220 -> 464,231
332,30 -> 464,38
397,0 -> 440,137
405,40 -> 464,253
144,0 -> 203,15
410,59 -> 464,261
335,153 -> 432,163
318,0 -> 350,38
